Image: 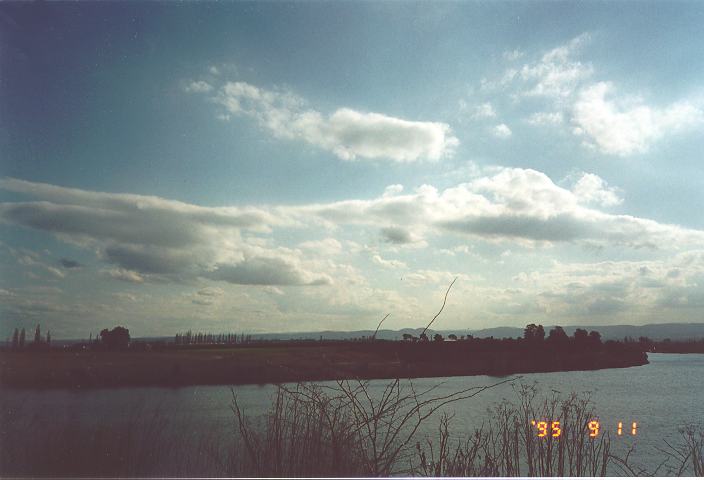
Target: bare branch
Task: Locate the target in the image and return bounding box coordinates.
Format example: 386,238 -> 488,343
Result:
421,276 -> 457,338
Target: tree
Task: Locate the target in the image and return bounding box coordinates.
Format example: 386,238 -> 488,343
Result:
402,333 -> 413,341
524,324 -> 546,343
536,325 -> 545,342
12,328 -> 19,349
448,333 -> 458,341
574,328 -> 589,348
46,330 -> 51,346
19,328 -> 25,348
547,326 -> 569,346
99,326 -> 131,350
419,333 -> 429,342
433,333 -> 444,342
589,330 -> 602,347
34,324 -> 41,344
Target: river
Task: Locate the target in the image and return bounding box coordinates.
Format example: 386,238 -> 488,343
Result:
1,353 -> 702,475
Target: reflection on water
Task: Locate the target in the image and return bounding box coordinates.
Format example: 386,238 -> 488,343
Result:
1,353 -> 702,475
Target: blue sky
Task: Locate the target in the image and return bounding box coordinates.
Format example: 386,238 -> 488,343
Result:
1,2 -> 704,338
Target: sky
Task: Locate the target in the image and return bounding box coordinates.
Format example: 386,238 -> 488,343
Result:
1,2 -> 704,339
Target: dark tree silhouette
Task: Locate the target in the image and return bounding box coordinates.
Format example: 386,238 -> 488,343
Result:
574,328 -> 589,347
419,333 -> 429,342
433,333 -> 444,342
46,330 -> 51,346
523,324 -> 545,343
99,326 -> 131,350
12,328 -> 19,349
448,334 -> 458,341
589,330 -> 602,347
19,328 -> 25,348
547,326 -> 569,347
34,324 -> 41,344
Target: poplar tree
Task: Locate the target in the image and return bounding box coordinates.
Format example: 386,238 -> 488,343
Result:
19,328 -> 25,348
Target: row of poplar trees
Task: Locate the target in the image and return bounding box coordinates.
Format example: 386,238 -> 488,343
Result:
10,324 -> 50,349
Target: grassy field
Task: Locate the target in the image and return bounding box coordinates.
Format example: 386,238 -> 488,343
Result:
0,340 -> 648,389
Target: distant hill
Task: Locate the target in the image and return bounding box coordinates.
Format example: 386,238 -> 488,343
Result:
240,323 -> 704,342
244,323 -> 704,342
7,322 -> 704,346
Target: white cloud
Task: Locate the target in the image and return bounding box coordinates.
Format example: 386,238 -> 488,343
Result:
493,124 -> 512,138
104,268 -> 145,284
526,111 -> 564,126
512,252 -> 704,318
203,80 -> 459,162
382,184 -> 404,197
4,170 -> 704,299
570,172 -> 622,207
470,102 -> 497,119
517,33 -> 593,99
184,80 -> 213,93
45,266 -> 66,279
298,238 -> 343,256
290,167 -> 704,249
372,254 -> 407,270
572,82 -> 703,156
489,35 -> 702,156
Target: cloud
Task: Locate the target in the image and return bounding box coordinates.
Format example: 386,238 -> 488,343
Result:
492,124 -> 512,138
570,172 -> 622,207
526,111 -> 563,126
103,268 -> 144,284
0,178 -> 326,287
4,170 -> 704,295
291,168 -> 704,249
380,226 -> 413,244
372,254 -> 407,270
512,252 -> 704,318
45,266 -> 65,278
382,184 -> 404,197
572,82 -> 703,156
192,298 -> 214,306
184,80 -> 213,93
489,35 -> 702,156
197,287 -> 224,297
59,258 -> 82,269
469,102 -> 497,119
298,238 -> 343,256
10,247 -> 67,278
516,33 -> 593,99
206,257 -> 331,286
192,79 -> 459,162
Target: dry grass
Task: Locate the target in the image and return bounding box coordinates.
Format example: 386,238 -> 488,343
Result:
412,384 -> 611,476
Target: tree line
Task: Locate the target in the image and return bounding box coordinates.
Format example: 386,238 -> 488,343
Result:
400,324 -> 603,348
174,331 -> 252,345
9,324 -> 50,350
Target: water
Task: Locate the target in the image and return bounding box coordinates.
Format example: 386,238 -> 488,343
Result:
1,353 -> 702,475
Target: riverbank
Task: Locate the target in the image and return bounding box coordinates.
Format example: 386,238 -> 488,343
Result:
0,340 -> 648,389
